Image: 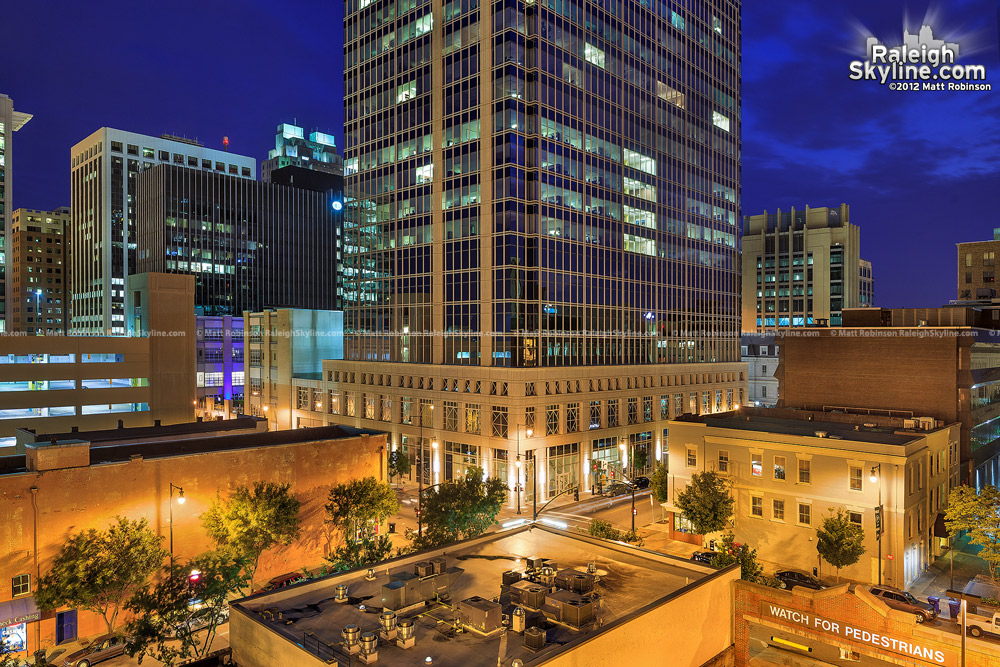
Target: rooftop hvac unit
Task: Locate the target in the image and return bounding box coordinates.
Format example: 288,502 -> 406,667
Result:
359,632 -> 379,664
554,569 -> 595,594
415,561 -> 434,577
542,559 -> 559,571
510,580 -> 548,610
917,417 -> 936,430
379,611 -> 398,641
335,583 -> 349,603
903,419 -> 917,429
342,624 -> 361,654
459,596 -> 503,634
396,619 -> 416,649
526,556 -> 546,571
542,590 -> 596,629
430,557 -> 447,574
524,626 -> 546,652
502,570 -> 522,587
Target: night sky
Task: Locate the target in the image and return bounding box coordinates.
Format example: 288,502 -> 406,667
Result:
2,0 -> 998,308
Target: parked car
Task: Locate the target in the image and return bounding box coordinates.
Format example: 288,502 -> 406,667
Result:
690,551 -> 717,565
602,482 -> 633,497
631,476 -> 651,490
62,634 -> 126,667
869,585 -> 937,622
252,571 -> 309,595
171,605 -> 230,637
775,570 -> 829,591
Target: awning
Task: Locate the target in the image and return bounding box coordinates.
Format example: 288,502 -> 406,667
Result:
0,596 -> 40,627
933,513 -> 950,539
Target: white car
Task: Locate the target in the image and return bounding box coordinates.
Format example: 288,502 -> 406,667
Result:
172,605 -> 229,636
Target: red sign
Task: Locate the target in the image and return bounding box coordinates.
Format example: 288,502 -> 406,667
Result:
886,555 -> 894,560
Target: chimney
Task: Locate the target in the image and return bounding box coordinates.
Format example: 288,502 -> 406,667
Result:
154,419 -> 162,427
117,419 -> 124,429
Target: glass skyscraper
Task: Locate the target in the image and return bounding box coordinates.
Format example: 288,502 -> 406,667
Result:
319,0 -> 743,503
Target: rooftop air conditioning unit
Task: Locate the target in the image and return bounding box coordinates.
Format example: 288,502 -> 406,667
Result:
524,626 -> 546,652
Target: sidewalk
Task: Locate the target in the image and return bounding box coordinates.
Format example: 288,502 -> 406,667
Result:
907,535 -> 991,600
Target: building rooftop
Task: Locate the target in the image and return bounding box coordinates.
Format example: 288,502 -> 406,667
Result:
233,526 -> 728,666
677,411 -> 939,446
18,416 -> 266,444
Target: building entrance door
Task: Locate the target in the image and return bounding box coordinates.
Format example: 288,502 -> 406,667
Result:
56,609 -> 77,644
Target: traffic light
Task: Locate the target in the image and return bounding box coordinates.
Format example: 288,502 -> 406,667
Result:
632,507 -> 637,516
188,569 -> 202,596
610,470 -> 615,480
573,488 -> 580,502
415,509 -> 422,518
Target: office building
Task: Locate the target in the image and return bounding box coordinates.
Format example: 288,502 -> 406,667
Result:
740,334 -> 777,407
135,163 -> 343,314
244,309 -> 344,429
336,0 -> 744,505
69,129 -> 256,334
958,236 -> 1000,300
0,94 -> 32,332
262,121 -> 343,182
777,307 -> 1000,488
742,203 -> 873,330
0,273 -> 195,443
0,419 -> 385,660
195,314 -> 244,418
9,207 -> 69,334
666,408 -> 959,588
229,525 -> 739,667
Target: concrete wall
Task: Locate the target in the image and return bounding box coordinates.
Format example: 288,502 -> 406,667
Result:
0,430 -> 385,655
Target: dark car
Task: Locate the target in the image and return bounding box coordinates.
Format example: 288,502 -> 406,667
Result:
602,482 -> 633,497
690,551 -> 716,565
62,634 -> 126,667
869,585 -> 937,622
775,570 -> 829,591
631,476 -> 651,490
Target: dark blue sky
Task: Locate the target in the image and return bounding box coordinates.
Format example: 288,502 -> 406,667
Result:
2,1 -> 998,308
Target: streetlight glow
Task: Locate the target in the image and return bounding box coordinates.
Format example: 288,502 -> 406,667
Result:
177,490 -> 186,505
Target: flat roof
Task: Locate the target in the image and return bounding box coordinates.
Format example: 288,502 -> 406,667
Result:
234,526 -> 725,666
21,416 -> 265,443
684,413 -> 923,446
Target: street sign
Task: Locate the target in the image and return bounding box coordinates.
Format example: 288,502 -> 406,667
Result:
874,506 -> 882,537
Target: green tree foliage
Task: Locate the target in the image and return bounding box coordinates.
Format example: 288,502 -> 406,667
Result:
710,532 -> 780,586
326,534 -> 396,573
816,508 -> 867,582
0,636 -> 18,667
125,551 -> 248,666
587,519 -> 644,546
945,484 -> 1000,584
202,482 -> 302,593
651,462 -> 670,504
675,471 -> 734,544
414,466 -> 507,549
388,450 -> 411,485
35,516 -> 166,632
325,476 -> 401,539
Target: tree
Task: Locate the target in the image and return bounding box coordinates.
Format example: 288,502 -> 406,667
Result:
816,508 -> 867,582
202,482 -> 301,593
588,519 -> 644,546
415,466 -> 507,549
651,462 -> 670,504
326,534 -> 396,572
711,532 -> 778,585
325,476 -> 400,540
35,516 -> 166,632
388,450 -> 411,486
675,471 -> 734,544
945,484 -> 1000,585
125,551 -> 248,666
0,636 -> 18,667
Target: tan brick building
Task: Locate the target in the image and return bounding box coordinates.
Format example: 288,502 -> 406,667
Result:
0,420 -> 386,660
958,237 -> 1000,300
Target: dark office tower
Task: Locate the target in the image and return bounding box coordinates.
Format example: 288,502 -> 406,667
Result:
135,164 -> 343,314
331,0 -> 742,503
0,94 -> 33,332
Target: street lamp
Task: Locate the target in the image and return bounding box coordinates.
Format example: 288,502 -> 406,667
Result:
169,483 -> 185,565
870,464 -> 883,585
34,289 -> 42,335
515,426 -> 532,515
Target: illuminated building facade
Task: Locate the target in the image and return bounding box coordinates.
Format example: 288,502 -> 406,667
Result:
262,122 -> 344,182
10,208 -> 69,335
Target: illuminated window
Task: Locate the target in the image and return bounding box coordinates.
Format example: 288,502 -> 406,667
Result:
624,204 -> 656,230
623,233 -> 656,256
712,111 -> 731,132
751,453 -> 762,477
415,164 -> 434,184
774,456 -> 786,481
623,148 -> 656,175
686,447 -> 697,467
396,80 -> 416,103
849,466 -> 863,491
584,42 -> 606,69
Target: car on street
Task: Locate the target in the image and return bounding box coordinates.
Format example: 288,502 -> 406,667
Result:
869,585 -> 937,622
171,605 -> 230,636
774,569 -> 829,591
601,482 -> 633,497
631,476 -> 651,490
690,551 -> 717,565
62,634 -> 126,667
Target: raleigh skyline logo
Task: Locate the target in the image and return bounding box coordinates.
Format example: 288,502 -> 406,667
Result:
848,25 -> 990,91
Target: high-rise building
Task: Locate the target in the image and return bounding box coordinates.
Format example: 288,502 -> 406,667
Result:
262,122 -> 343,182
135,164 -> 343,313
0,94 -> 33,332
742,203 -> 873,330
69,130 -> 256,334
318,0 -> 744,503
10,207 -> 69,334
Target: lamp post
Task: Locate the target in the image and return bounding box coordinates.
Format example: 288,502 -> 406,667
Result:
34,289 -> 42,335
515,425 -> 532,514
870,464 -> 883,585
169,483 -> 185,565
417,404 -> 433,535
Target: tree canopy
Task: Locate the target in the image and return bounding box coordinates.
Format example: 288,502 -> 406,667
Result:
325,476 -> 400,539
651,462 -> 670,503
35,516 -> 166,632
945,484 -> 1000,584
388,450 -> 411,484
816,508 -> 866,582
201,482 -> 301,592
125,551 -> 247,666
675,470 -> 734,542
416,466 -> 507,549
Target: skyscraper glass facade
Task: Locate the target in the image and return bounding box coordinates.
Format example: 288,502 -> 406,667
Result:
344,0 -> 741,368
